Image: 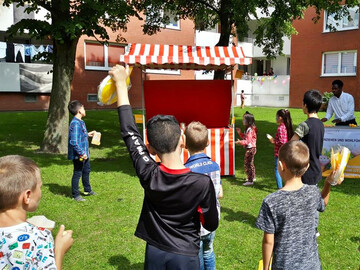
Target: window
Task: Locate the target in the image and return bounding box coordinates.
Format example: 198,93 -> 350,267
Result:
146,9 -> 180,30
163,10 -> 180,30
237,64 -> 249,74
13,4 -> 35,24
84,41 -> 126,70
324,6 -> 359,32
24,94 -> 37,103
287,57 -> 291,75
322,51 -> 357,76
87,94 -> 98,102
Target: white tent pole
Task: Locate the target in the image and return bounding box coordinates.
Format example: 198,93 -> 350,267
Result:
141,67 -> 146,133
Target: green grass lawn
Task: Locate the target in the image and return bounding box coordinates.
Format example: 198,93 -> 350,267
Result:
1,107 -> 359,270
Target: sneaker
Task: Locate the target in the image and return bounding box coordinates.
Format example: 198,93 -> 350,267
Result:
74,196 -> 86,202
253,178 -> 256,182
84,191 -> 97,196
243,181 -> 254,186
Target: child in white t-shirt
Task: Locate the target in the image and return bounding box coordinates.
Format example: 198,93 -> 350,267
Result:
0,155 -> 73,270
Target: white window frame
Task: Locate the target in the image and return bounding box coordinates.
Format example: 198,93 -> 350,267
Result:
323,6 -> 359,32
84,41 -> 126,71
145,69 -> 181,75
321,50 -> 357,76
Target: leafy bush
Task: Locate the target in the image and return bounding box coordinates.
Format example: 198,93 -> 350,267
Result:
321,91 -> 334,111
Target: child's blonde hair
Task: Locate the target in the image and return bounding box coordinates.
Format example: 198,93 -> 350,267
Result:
278,141 -> 309,177
0,155 -> 40,211
185,121 -> 208,153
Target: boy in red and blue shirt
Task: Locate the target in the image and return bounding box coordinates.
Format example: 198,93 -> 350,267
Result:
110,65 -> 218,270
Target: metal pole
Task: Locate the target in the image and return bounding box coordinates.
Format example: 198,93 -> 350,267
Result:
141,67 -> 146,133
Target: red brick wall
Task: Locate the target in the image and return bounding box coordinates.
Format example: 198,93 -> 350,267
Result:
0,93 -> 50,111
72,15 -> 196,110
291,7 -> 360,109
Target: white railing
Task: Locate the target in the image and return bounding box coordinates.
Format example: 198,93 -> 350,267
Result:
236,75 -> 290,107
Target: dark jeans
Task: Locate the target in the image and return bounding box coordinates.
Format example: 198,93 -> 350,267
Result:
335,119 -> 357,126
71,158 -> 92,198
144,243 -> 200,270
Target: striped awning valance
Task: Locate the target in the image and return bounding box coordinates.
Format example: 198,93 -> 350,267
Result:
119,43 -> 252,70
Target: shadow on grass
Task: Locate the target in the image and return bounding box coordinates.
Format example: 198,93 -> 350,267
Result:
224,177 -> 276,194
44,183 -> 72,198
221,207 -> 257,227
350,237 -> 360,253
251,182 -> 277,194
350,236 -> 360,243
223,176 -> 242,186
91,154 -> 137,176
108,255 -> 143,270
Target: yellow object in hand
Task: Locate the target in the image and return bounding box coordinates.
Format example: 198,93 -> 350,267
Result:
328,147 -> 350,185
97,66 -> 133,105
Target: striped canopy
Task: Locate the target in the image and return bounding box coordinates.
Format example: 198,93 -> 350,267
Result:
119,43 -> 252,70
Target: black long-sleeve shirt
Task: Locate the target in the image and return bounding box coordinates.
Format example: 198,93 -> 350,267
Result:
118,105 -> 218,256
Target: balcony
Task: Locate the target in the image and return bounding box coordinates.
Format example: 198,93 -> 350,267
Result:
236,75 -> 290,107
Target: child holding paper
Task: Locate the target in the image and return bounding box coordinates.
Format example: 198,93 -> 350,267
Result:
268,109 -> 294,188
236,111 -> 257,186
68,100 -> 98,202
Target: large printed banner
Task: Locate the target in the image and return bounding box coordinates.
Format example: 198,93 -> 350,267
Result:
0,63 -> 52,93
322,127 -> 360,178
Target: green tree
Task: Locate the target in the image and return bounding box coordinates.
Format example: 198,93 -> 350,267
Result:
3,0 -> 138,153
135,0 -> 358,79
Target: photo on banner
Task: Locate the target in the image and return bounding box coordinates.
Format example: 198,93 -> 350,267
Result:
321,127 -> 360,178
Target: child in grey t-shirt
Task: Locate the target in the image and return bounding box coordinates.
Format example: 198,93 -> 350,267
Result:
256,141 -> 334,270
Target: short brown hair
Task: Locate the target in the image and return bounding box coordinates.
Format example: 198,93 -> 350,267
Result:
68,100 -> 83,116
278,141 -> 309,177
185,121 -> 208,153
0,155 -> 40,211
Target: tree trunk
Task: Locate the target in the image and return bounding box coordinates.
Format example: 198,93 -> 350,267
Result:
40,39 -> 79,153
214,1 -> 232,80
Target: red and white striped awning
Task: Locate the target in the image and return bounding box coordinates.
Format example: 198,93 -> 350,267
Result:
119,43 -> 252,70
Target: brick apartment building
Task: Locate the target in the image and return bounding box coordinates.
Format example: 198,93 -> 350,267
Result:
291,6 -> 360,109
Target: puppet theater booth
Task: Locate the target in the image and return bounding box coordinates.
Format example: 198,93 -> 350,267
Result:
120,43 -> 252,176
